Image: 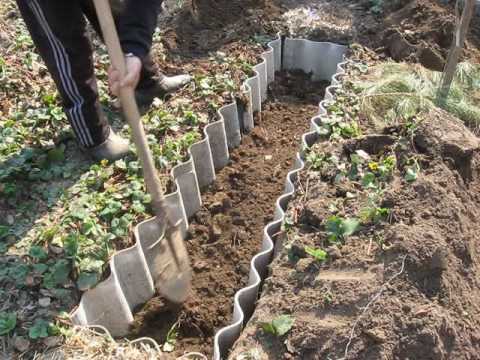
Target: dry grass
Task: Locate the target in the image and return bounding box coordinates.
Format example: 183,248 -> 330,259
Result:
357,61 -> 480,128
23,326 -> 206,360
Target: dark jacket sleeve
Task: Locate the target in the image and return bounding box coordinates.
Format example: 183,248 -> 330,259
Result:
115,0 -> 162,60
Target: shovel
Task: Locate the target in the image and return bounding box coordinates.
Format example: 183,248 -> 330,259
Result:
92,0 -> 192,303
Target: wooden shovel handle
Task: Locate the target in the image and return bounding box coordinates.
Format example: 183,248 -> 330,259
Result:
92,0 -> 167,217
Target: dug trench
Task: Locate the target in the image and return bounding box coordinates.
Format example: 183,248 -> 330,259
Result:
128,71 -> 329,357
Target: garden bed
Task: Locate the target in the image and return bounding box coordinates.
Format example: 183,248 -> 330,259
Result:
229,56 -> 480,359
129,71 -> 329,358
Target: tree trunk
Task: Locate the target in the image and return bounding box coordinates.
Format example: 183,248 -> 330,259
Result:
437,0 -> 476,104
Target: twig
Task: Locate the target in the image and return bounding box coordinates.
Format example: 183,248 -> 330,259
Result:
342,255 -> 408,359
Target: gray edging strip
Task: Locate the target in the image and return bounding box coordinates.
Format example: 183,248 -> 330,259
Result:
213,39 -> 347,360
70,37 -> 347,359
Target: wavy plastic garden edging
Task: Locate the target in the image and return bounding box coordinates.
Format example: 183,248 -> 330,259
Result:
70,36 -> 347,359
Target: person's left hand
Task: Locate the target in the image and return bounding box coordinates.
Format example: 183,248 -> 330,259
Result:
108,55 -> 142,96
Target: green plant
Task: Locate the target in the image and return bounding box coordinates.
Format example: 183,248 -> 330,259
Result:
369,0 -> 384,14
323,291 -> 334,305
306,151 -> 330,171
360,205 -> 390,224
261,315 -> 294,337
368,155 -> 396,180
0,312 -> 16,335
405,158 -> 420,182
29,245 -> 48,261
326,216 -> 360,243
163,322 -> 179,352
305,246 -> 328,262
29,319 -> 51,339
282,216 -> 295,233
318,116 -> 361,140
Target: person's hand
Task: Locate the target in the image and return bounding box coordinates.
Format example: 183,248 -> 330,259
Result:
108,55 -> 142,96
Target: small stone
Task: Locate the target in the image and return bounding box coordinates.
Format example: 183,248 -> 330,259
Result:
235,230 -> 249,242
232,216 -> 245,226
13,337 -> 30,352
49,245 -> 64,255
39,297 -> 51,307
209,224 -> 222,242
221,196 -> 232,210
39,289 -> 52,297
290,244 -> 307,259
265,155 -> 273,161
386,31 -> 416,61
193,261 -> 208,272
430,248 -> 448,271
206,287 -> 216,297
43,336 -> 62,348
195,209 -> 210,225
209,201 -> 224,214
326,245 -> 342,260
6,214 -> 14,225
363,329 -> 386,343
295,258 -> 311,273
25,275 -> 36,287
418,46 -> 445,72
237,264 -> 250,275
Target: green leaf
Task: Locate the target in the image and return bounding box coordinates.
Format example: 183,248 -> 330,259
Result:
0,312 -> 17,335
47,146 -> 65,163
43,260 -> 71,288
77,272 -> 99,291
305,247 -> 328,262
78,258 -> 104,274
361,172 -> 376,189
405,167 -> 418,182
261,322 -> 276,335
29,319 -> 49,339
33,263 -> 48,274
29,246 -> 48,261
342,218 -> 360,236
63,234 -> 79,258
262,315 -> 294,337
272,315 -> 294,336
0,225 -> 9,239
99,200 -> 122,220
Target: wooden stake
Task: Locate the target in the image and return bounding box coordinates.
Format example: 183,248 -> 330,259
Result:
437,0 -> 476,105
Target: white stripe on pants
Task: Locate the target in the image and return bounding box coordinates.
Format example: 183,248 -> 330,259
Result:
29,0 -> 95,147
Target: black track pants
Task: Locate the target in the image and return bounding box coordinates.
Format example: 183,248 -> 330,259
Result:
16,0 -> 160,147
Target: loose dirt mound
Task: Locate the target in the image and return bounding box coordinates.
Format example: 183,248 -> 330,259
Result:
129,72 -> 328,358
160,0 -> 480,68
229,65 -> 480,359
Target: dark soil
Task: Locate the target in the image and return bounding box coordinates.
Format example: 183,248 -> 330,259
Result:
230,64 -> 480,359
129,72 -> 329,357
159,0 -> 480,68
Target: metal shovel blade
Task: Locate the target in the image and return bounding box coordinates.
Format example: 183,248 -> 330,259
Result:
145,217 -> 192,303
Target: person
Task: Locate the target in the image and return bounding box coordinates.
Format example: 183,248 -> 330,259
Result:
15,0 -> 191,161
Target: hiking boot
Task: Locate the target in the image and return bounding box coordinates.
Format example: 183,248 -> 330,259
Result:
135,73 -> 192,109
85,127 -> 130,162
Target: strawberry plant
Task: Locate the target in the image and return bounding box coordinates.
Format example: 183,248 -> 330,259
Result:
305,246 -> 328,262
261,315 -> 294,337
326,216 -> 360,243
0,312 -> 16,335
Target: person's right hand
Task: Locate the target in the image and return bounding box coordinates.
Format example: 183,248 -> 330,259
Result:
108,54 -> 142,96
